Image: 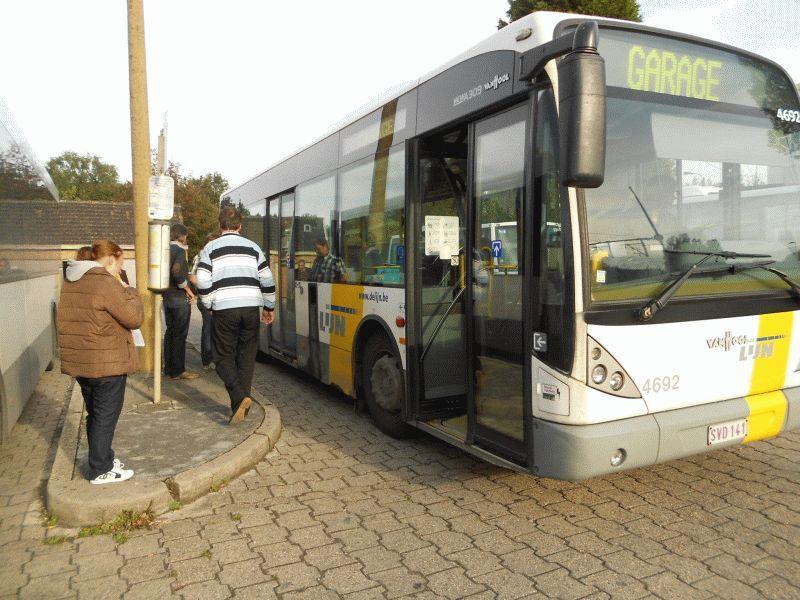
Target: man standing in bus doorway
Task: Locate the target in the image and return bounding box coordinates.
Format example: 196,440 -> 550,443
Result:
196,207 -> 275,424
163,223 -> 200,381
309,238 -> 346,283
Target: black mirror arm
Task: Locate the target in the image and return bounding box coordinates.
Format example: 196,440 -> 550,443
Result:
518,21 -> 599,82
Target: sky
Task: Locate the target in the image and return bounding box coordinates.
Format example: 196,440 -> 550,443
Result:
1,0 -> 798,189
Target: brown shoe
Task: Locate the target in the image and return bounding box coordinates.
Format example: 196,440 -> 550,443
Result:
229,397 -> 252,425
176,370 -> 200,381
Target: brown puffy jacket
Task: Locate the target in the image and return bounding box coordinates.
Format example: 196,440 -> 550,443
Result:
57,263 -> 144,378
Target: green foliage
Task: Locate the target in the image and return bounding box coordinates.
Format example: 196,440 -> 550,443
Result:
201,549 -> 212,559
230,513 -> 242,522
168,500 -> 182,511
46,151 -> 132,202
112,532 -> 129,544
0,143 -> 49,200
45,513 -> 59,528
44,535 -> 67,545
160,159 -> 229,260
78,510 -> 155,539
498,0 -> 641,28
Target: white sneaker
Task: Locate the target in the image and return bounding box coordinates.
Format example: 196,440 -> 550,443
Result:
91,466 -> 134,485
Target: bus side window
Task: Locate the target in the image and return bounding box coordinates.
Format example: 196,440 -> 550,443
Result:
338,146 -> 405,286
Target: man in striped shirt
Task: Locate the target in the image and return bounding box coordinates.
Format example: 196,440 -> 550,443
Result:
196,206 -> 275,424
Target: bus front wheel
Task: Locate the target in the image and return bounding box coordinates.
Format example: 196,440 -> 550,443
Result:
361,334 -> 414,439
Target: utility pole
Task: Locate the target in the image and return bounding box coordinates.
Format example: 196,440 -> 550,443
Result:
127,0 -> 154,372
153,119 -> 167,404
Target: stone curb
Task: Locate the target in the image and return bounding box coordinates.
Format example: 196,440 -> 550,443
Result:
46,379 -> 282,527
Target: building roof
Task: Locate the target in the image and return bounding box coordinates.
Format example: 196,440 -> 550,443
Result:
0,199 -> 134,246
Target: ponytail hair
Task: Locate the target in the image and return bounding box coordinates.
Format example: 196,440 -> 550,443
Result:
91,240 -> 123,261
75,246 -> 93,260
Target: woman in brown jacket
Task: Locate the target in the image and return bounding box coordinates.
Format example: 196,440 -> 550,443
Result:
58,240 -> 144,484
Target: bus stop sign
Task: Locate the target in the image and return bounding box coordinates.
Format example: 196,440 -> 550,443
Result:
148,175 -> 175,220
491,240 -> 502,258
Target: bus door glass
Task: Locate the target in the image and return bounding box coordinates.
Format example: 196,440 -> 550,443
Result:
416,125 -> 469,432
472,104 -> 527,453
279,192 -> 296,353
268,197 -> 283,350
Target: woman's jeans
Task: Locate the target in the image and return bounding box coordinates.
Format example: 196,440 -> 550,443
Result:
76,375 -> 127,479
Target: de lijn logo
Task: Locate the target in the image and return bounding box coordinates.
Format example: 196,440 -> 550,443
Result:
706,331 -> 785,362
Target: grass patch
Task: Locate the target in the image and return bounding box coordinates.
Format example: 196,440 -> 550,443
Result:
112,532 -> 129,544
168,500 -> 182,511
78,510 -> 155,539
201,549 -> 212,559
230,513 -> 241,522
209,478 -> 230,493
45,514 -> 59,528
44,535 -> 67,545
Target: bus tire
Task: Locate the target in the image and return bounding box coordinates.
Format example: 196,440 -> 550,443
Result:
361,334 -> 414,439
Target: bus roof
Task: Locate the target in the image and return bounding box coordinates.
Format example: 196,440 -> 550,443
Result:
222,11 -> 599,200
222,11 -> 787,203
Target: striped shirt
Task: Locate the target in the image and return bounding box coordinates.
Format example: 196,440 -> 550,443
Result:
196,231 -> 275,311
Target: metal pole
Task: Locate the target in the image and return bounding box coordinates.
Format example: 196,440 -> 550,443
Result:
127,0 -> 154,373
152,127 -> 166,405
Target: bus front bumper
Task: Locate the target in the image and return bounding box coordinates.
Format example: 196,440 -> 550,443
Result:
532,387 -> 800,481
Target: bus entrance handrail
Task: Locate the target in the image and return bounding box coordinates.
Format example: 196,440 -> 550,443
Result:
420,285 -> 465,363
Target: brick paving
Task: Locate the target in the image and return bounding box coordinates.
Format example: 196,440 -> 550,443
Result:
1,356 -> 800,598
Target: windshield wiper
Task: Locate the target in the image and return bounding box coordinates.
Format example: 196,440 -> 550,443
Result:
638,256 -> 800,321
663,249 -> 771,259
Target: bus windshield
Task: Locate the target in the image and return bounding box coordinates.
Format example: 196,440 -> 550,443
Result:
585,29 -> 800,304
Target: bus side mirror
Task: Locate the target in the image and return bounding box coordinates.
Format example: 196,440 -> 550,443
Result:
557,23 -> 606,189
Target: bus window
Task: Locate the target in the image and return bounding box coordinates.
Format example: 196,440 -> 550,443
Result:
295,175 -> 338,282
338,146 -> 405,286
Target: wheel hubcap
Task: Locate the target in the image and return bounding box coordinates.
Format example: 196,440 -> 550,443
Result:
370,355 -> 402,412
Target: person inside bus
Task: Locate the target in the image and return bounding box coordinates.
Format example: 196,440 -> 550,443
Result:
57,240 -> 143,484
295,257 -> 311,282
309,238 -> 346,283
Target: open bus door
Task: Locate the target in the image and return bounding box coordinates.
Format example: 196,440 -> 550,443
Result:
408,102 -> 530,466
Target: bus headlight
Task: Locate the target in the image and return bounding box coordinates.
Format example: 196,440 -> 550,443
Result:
609,372 -> 624,391
591,365 -> 607,385
586,336 -> 642,399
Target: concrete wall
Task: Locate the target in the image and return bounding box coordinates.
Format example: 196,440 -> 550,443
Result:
0,272 -> 58,442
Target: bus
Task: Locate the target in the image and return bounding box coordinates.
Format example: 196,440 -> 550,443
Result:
223,11 -> 800,480
0,100 -> 61,442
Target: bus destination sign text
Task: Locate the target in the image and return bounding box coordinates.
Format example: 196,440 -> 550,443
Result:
627,45 -> 723,101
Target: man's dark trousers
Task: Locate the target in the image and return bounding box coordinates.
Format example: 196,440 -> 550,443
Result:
76,375 -> 126,479
163,293 -> 191,377
212,306 -> 260,413
197,301 -> 214,366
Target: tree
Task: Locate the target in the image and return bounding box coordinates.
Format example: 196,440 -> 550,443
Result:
46,151 -> 132,202
497,0 -> 641,28
161,159 -> 229,259
0,143 -> 48,200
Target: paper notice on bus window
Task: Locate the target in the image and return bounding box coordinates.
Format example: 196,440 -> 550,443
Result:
424,215 -> 459,256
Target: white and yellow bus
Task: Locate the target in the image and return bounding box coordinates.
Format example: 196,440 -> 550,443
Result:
223,11 -> 800,479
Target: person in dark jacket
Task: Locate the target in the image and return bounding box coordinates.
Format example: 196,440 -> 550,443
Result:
189,232 -> 219,370
163,223 -> 199,380
58,240 -> 144,484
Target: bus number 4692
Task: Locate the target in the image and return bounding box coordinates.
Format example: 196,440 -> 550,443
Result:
642,375 -> 680,393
